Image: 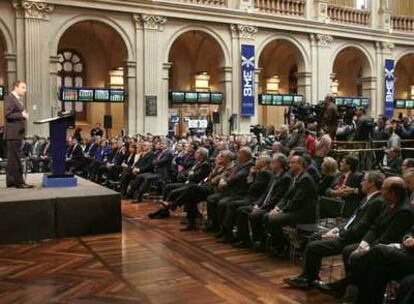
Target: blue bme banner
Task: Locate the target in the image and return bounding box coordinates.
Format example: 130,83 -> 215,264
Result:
241,44 -> 255,117
384,59 -> 395,118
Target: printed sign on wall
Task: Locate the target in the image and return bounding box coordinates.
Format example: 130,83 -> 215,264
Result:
384,59 -> 395,118
241,44 -> 255,117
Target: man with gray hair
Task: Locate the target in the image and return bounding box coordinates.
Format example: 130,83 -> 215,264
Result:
284,170 -> 386,289
206,147 -> 255,234
218,153 -> 273,243
234,153 -> 292,249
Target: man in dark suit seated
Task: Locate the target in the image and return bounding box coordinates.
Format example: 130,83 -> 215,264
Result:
108,143 -> 136,183
130,141 -> 174,203
160,147 -> 211,207
316,176 -> 414,299
284,170 -> 385,289
264,155 -> 318,255
147,147 -> 211,220
320,155 -> 363,218
121,142 -> 154,197
380,146 -> 403,177
96,141 -> 125,184
156,150 -> 234,230
234,153 -> 291,250
218,153 -> 273,244
86,139 -> 114,180
65,137 -> 84,173
206,147 -> 255,235
338,224 -> 414,304
38,138 -> 51,172
174,143 -> 196,183
397,274 -> 414,304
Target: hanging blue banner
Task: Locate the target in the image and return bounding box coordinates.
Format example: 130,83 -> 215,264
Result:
241,44 -> 255,117
384,59 -> 395,118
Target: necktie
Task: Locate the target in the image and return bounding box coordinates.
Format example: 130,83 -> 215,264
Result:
263,177 -> 278,205
344,197 -> 368,230
334,174 -> 346,190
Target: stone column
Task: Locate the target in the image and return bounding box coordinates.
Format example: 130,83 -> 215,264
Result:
125,60 -> 137,135
309,34 -> 318,104
219,66 -> 233,134
362,76 -> 378,116
4,53 -> 17,92
49,55 -> 59,116
230,24 -> 258,134
134,14 -> 168,136
313,34 -> 334,102
13,0 -> 54,136
297,71 -> 312,103
374,41 -> 394,117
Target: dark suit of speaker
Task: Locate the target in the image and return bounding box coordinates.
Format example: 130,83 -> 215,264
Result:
4,93 -> 26,187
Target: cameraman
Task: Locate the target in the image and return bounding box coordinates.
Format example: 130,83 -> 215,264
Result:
321,95 -> 338,140
354,108 -> 374,141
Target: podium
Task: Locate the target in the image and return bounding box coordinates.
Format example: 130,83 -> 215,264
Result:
34,113 -> 77,187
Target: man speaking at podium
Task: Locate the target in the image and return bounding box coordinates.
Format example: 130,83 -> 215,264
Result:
4,80 -> 33,189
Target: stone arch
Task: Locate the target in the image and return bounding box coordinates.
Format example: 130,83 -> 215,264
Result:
164,25 -> 230,67
330,43 -> 374,77
50,14 -> 134,61
0,17 -> 14,53
257,33 -> 310,73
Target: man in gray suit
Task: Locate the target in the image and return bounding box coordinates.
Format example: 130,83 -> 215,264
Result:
4,80 -> 33,188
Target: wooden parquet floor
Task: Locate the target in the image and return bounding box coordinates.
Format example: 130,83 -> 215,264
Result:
0,200 -> 342,304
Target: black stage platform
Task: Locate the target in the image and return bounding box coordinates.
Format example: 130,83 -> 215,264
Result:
0,174 -> 122,244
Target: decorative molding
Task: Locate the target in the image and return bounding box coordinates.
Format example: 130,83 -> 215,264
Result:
315,34 -> 333,47
230,24 -> 258,40
133,14 -> 167,31
13,0 -> 54,19
381,41 -> 395,51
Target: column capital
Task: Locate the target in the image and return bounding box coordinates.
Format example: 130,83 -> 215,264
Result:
230,24 -> 258,40
13,0 -> 54,20
133,14 -> 167,31
376,40 -> 394,54
310,33 -> 333,48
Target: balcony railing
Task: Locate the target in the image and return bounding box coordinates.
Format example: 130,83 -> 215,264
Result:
328,4 -> 370,26
392,15 -> 414,32
254,0 -> 305,17
176,0 -> 226,7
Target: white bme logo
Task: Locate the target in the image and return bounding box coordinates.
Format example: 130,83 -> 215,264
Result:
385,67 -> 394,103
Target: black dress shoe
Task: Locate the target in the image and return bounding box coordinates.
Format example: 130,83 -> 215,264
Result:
283,276 -> 311,289
16,184 -> 34,189
203,223 -> 218,233
153,208 -> 170,219
316,280 -> 345,298
180,219 -> 188,225
215,230 -> 224,239
216,236 -> 232,244
233,241 -> 251,249
148,207 -> 164,219
252,241 -> 265,252
180,223 -> 196,231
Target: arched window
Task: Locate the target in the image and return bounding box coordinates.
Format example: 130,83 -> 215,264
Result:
57,50 -> 86,121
